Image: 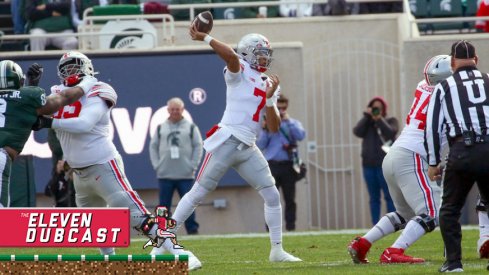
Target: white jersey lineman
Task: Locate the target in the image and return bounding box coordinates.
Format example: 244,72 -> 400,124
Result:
50,80 -> 152,244
383,79 -> 441,220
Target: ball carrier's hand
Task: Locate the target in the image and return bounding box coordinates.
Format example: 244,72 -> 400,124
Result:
266,75 -> 279,99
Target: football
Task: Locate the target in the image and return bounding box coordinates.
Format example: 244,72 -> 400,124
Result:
192,11 -> 213,34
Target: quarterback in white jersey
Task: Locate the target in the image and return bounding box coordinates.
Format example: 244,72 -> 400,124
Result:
348,55 -> 452,264
36,51 -> 166,258
151,27 -> 302,266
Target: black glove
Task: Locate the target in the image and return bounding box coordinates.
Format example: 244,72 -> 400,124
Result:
26,63 -> 43,86
32,116 -> 53,131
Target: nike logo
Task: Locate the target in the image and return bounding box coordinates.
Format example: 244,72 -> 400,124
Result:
95,175 -> 101,181
383,255 -> 392,261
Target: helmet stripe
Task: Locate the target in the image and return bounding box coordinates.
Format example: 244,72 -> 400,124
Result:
0,61 -> 7,89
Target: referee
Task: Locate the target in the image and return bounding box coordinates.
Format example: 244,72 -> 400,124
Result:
425,40 -> 489,273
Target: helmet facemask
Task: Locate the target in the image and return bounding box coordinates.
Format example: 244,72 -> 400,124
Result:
58,52 -> 95,86
237,33 -> 273,73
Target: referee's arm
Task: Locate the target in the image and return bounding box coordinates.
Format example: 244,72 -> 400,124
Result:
425,84 -> 445,168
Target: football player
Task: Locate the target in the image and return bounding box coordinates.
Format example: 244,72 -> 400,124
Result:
32,51 -> 201,270
348,55 -> 452,264
150,26 -> 302,266
0,60 -> 94,207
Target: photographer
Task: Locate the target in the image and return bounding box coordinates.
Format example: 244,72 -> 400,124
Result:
257,94 -> 306,231
353,96 -> 398,225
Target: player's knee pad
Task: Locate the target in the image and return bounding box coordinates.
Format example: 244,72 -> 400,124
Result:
476,198 -> 488,212
259,186 -> 281,207
413,213 -> 437,233
386,212 -> 407,231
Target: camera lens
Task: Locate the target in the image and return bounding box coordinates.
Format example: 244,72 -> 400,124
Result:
372,107 -> 380,116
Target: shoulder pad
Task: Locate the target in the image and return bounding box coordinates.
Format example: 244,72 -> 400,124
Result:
86,82 -> 118,107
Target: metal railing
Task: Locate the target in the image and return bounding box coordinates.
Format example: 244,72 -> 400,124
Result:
164,0 -> 404,20
0,31 -> 157,52
408,16 -> 489,38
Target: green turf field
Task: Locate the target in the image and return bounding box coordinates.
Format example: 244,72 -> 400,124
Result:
0,228 -> 487,274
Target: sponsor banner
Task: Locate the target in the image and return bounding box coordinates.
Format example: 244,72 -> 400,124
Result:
0,208 -> 130,247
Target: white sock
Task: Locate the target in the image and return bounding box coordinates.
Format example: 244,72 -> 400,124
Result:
171,183 -> 210,233
392,220 -> 425,250
99,247 -> 115,255
265,204 -> 283,246
363,215 -> 396,244
479,211 -> 489,238
259,187 -> 283,247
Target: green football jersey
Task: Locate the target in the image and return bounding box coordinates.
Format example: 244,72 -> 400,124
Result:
0,86 -> 46,153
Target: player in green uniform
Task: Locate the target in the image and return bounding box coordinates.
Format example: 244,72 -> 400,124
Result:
0,60 -> 96,207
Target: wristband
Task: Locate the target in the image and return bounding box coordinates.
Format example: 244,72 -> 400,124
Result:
266,98 -> 275,107
204,35 -> 213,45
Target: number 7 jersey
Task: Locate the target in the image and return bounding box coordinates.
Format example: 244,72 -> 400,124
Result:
393,79 -> 433,158
219,59 -> 279,145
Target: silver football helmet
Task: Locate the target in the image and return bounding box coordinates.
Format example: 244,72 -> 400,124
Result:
236,33 -> 273,72
424,55 -> 452,86
57,51 -> 95,86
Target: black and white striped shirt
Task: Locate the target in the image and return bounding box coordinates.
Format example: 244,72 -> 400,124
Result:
425,66 -> 489,166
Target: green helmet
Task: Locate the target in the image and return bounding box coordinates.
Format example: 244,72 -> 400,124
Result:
0,60 -> 25,90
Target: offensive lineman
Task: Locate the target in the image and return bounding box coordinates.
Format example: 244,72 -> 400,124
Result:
32,52 -> 200,270
348,55 -> 452,264
150,26 -> 302,265
0,60 -> 94,207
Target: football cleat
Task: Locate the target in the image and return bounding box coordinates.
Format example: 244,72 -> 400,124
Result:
478,235 -> 489,259
379,247 -> 425,264
347,236 -> 371,264
185,250 -> 202,271
439,261 -> 463,273
269,247 -> 302,262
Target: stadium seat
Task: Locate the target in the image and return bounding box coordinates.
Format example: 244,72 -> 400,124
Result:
411,0 -> 429,18
463,0 -> 478,30
429,0 -> 464,32
411,0 -> 430,32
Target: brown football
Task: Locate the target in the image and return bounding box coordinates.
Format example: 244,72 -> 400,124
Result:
193,11 -> 213,34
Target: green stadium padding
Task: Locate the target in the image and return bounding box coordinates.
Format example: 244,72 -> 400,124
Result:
429,0 -> 464,31
9,155 -> 36,207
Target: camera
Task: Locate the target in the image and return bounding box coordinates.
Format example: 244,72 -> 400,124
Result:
372,107 -> 381,116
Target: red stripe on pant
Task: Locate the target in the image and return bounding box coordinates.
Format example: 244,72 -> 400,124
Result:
415,154 -> 436,217
196,152 -> 212,182
109,159 -> 148,215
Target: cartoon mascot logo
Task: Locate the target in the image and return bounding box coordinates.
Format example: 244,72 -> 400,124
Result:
143,206 -> 183,250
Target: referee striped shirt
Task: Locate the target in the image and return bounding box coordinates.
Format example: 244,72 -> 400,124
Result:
425,65 -> 489,166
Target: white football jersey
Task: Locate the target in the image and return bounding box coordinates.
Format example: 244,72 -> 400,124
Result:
393,80 -> 433,158
50,81 -> 118,168
219,59 -> 279,145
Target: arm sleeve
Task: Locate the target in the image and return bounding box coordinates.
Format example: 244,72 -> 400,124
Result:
191,125 -> 204,171
224,67 -> 242,87
149,126 -> 161,170
287,119 -> 306,141
256,129 -> 270,150
51,97 -> 107,133
352,114 -> 370,138
425,85 -> 445,166
376,117 -> 398,140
